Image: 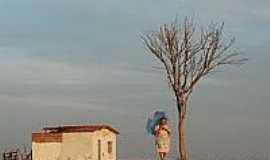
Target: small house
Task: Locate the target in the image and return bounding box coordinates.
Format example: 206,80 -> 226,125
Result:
32,125 -> 119,160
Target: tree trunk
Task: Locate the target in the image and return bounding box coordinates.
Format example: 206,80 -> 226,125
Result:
178,117 -> 188,160
177,99 -> 189,160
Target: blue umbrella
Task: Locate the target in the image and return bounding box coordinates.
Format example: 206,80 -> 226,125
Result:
146,111 -> 167,135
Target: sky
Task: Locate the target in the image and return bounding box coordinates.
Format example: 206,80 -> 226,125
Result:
0,0 -> 269,159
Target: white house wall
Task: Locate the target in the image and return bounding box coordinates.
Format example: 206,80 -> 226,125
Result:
93,129 -> 117,160
59,132 -> 94,160
32,142 -> 61,160
32,129 -> 117,160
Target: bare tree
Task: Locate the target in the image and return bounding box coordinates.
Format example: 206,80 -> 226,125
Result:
17,146 -> 32,160
3,146 -> 31,160
141,17 -> 247,160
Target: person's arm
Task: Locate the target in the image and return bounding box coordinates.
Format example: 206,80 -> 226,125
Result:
154,125 -> 159,136
163,125 -> 171,135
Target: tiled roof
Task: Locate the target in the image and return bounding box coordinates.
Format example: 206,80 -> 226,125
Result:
42,124 -> 119,134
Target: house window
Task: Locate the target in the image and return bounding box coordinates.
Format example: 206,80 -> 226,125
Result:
108,141 -> 113,154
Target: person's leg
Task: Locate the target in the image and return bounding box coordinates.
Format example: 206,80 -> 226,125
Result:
159,152 -> 164,160
162,152 -> 167,160
163,153 -> 167,160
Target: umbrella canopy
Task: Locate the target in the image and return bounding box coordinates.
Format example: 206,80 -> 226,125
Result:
145,111 -> 167,135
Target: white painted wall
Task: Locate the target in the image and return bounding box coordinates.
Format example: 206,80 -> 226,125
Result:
32,142 -> 61,160
32,129 -> 117,160
59,132 -> 94,160
92,129 -> 117,160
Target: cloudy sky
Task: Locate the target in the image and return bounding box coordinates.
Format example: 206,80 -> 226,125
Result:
0,0 -> 269,159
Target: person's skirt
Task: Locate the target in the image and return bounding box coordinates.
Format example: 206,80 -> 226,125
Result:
155,137 -> 170,153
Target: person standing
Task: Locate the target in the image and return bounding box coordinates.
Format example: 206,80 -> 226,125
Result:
154,117 -> 171,160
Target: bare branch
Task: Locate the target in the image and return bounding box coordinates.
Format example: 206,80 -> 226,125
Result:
141,17 -> 247,112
